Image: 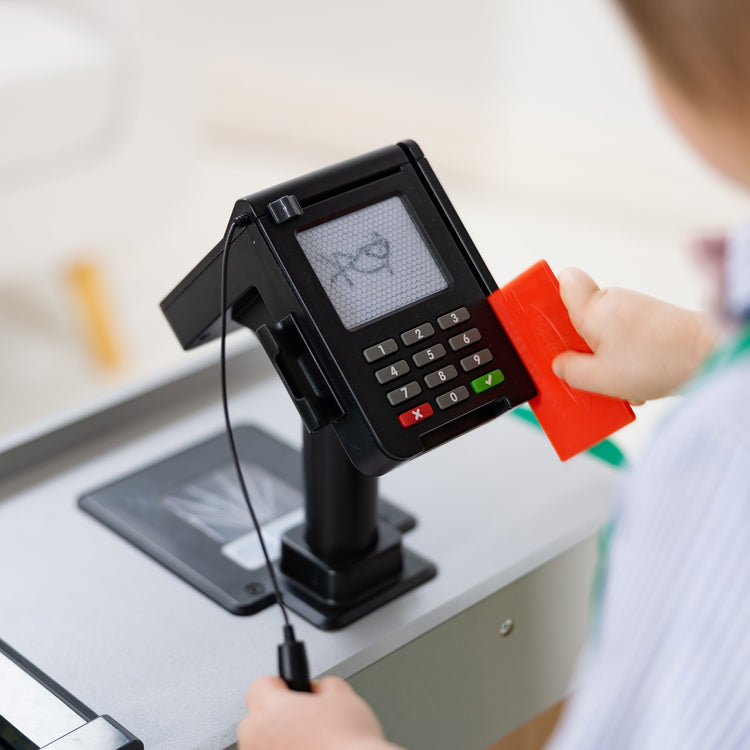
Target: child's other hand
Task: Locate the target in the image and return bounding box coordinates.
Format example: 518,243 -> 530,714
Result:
238,675 -> 399,750
552,268 -> 719,404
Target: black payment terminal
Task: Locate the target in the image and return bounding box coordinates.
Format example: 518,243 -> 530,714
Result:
162,140 -> 536,477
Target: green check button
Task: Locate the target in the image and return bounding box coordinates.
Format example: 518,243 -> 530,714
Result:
470,368 -> 505,394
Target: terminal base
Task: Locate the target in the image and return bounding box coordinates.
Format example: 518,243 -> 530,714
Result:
280,521 -> 436,630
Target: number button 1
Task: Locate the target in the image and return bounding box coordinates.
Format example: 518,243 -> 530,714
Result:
363,338 -> 398,363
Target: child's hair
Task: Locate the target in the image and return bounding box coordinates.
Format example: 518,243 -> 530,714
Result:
613,0 -> 750,120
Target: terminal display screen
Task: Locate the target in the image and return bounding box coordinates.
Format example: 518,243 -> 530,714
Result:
296,195 -> 449,330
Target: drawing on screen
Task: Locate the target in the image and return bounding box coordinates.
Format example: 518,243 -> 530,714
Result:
322,231 -> 394,289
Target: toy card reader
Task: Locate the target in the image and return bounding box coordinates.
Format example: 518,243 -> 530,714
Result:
150,140 -> 634,629
162,140 -> 537,476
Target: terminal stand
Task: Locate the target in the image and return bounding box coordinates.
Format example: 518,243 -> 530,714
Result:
279,425 -> 436,630
301,424 -> 379,561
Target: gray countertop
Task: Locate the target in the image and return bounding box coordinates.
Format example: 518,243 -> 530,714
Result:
0,346 -> 620,749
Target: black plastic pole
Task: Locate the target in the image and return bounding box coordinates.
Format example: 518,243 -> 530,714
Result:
302,425 -> 378,563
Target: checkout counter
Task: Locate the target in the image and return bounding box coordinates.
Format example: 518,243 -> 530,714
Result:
0,341 -> 619,749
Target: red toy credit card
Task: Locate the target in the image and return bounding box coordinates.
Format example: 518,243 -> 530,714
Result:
488,260 -> 635,461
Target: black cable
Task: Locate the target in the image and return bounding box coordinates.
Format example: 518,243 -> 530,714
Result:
219,213 -> 311,692
219,214 -> 292,630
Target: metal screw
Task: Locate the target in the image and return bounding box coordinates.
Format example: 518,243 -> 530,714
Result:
245,582 -> 266,595
499,618 -> 515,637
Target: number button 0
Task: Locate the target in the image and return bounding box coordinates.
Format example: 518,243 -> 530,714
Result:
436,386 -> 470,410
401,323 -> 435,347
412,343 -> 447,368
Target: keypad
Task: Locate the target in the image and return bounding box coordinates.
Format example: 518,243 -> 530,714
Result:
364,307 -> 507,429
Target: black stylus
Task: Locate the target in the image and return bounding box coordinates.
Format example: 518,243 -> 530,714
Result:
278,626 -> 312,692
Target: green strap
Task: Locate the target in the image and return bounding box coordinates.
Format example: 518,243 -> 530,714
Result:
511,405 -> 627,468
698,319 -> 750,379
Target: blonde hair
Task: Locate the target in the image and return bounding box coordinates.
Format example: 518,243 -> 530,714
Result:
613,0 -> 750,119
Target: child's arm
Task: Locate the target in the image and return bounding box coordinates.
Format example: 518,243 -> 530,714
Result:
551,268 -> 720,404
238,675 -> 403,750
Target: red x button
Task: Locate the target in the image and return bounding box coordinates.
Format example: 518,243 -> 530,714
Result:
398,402 -> 434,428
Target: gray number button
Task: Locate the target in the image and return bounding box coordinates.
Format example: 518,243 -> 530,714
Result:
424,365 -> 458,389
387,380 -> 423,406
437,307 -> 470,330
460,348 -> 494,372
375,359 -> 410,385
401,323 -> 435,347
363,339 -> 398,363
436,386 -> 470,410
449,327 -> 482,351
412,344 -> 447,368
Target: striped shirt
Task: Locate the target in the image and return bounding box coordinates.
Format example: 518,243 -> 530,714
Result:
547,353 -> 750,749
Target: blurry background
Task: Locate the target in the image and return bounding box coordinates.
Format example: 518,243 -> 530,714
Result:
2,0 -> 748,456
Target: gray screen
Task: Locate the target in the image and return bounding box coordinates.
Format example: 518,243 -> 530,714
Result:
295,196 -> 449,330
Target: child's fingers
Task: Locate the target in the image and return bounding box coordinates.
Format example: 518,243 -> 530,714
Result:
553,351 -> 646,403
552,350 -> 605,394
313,676 -> 352,695
245,675 -> 288,709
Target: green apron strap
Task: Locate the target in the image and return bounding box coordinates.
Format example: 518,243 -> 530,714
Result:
699,319 -> 750,379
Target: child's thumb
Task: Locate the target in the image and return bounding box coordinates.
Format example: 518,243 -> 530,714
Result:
557,267 -> 600,335
552,350 -> 602,394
